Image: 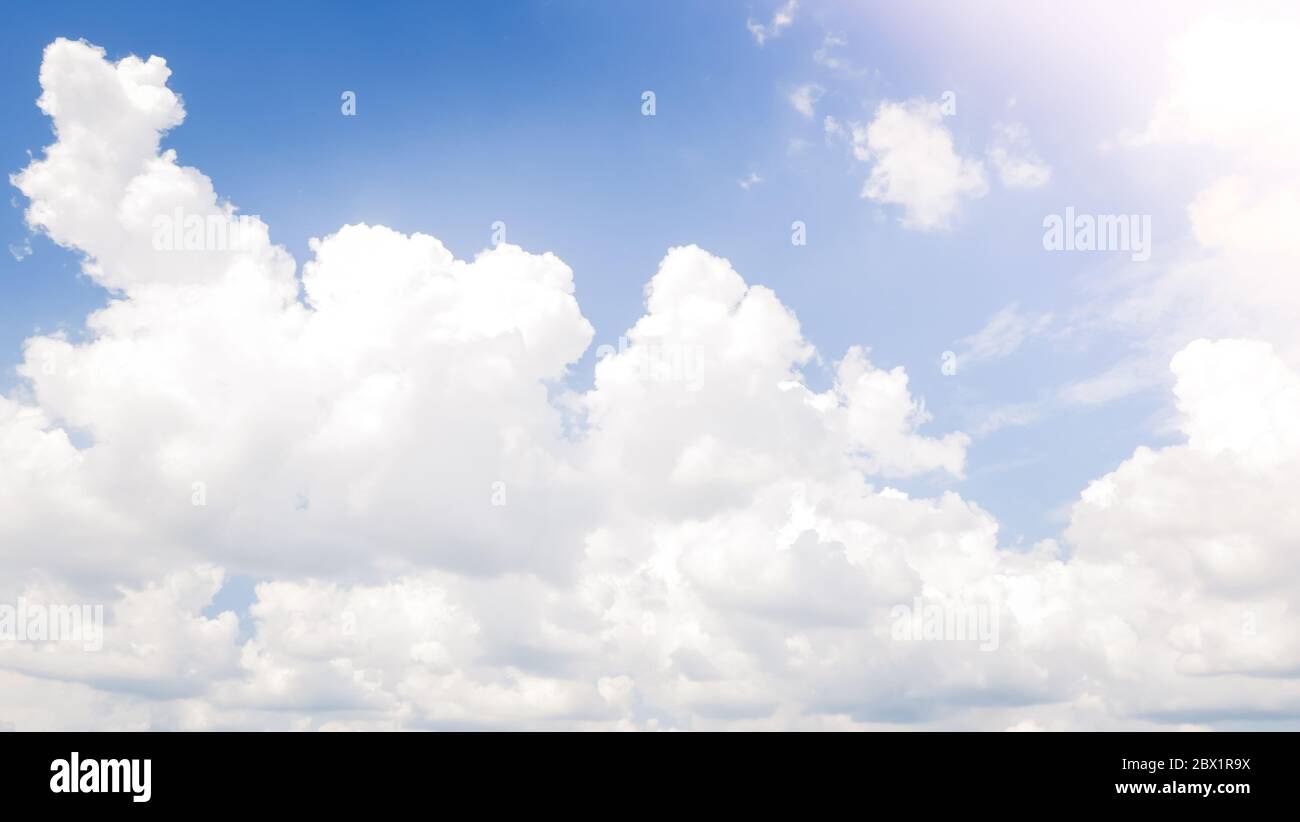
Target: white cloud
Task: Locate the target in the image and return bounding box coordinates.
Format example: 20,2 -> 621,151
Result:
738,171 -> 763,190
823,114 -> 845,139
1056,359 -> 1156,408
747,0 -> 797,46
0,568 -> 241,699
970,402 -> 1042,437
1187,174 -> 1300,258
955,303 -> 1052,368
987,122 -> 1051,189
787,83 -> 823,119
1063,340 -> 1300,702
813,32 -> 856,73
1084,14 -> 1300,410
825,107 -> 1048,229
1129,17 -> 1300,154
2,38 -> 979,729
1050,14 -> 1300,712
849,99 -> 988,231
4,37 -> 1300,731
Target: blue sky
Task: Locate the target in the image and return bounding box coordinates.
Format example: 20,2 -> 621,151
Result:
0,0 -> 1202,549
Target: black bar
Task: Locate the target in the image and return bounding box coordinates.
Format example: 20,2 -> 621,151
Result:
3,731 -> 1290,810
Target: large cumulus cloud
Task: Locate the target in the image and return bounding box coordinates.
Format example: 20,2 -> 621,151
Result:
2,37 -> 1298,730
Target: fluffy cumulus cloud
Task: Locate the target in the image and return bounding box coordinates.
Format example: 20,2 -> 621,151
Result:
849,99 -> 988,231
1060,339 -> 1300,721
3,37 -> 1299,730
825,104 -> 1048,228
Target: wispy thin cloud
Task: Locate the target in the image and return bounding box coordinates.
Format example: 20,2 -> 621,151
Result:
987,122 -> 1051,189
955,303 -> 1052,368
747,0 -> 797,46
